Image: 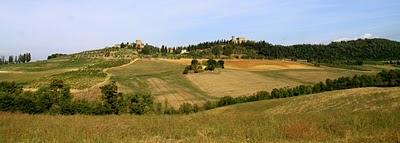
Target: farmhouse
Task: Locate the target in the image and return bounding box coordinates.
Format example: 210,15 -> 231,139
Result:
135,40 -> 145,49
180,49 -> 189,54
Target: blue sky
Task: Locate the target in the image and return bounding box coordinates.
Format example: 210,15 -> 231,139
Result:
1,0 -> 400,60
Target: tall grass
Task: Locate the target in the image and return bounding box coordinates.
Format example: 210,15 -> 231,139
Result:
0,110 -> 398,142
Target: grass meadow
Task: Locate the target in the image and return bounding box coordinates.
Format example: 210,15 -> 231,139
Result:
1,87 -> 399,143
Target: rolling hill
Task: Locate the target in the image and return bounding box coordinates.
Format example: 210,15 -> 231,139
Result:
1,87 -> 399,142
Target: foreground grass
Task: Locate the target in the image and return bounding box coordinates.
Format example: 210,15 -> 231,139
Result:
1,87 -> 399,143
0,111 -> 398,142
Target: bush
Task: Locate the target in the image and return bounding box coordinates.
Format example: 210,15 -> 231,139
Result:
183,66 -> 189,74
178,103 -> 199,114
35,79 -> 73,114
73,101 -> 111,115
0,81 -> 22,95
203,101 -> 217,110
217,60 -> 225,69
217,96 -> 236,106
128,93 -> 154,115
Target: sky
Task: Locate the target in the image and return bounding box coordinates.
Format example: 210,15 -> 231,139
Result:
1,0 -> 400,60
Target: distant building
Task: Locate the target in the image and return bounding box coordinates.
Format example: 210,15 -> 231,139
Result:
231,36 -> 247,44
180,49 -> 188,54
135,40 -> 145,49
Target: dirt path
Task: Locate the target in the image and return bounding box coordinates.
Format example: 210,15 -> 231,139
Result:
90,59 -> 138,89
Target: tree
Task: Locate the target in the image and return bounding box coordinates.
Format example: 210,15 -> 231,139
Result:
211,47 -> 221,56
206,59 -> 217,71
129,93 -> 153,115
8,56 -> 13,64
27,53 -> 31,62
223,46 -> 233,56
100,81 -> 123,114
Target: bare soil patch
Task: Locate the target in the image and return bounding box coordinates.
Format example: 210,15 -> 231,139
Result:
224,59 -> 316,71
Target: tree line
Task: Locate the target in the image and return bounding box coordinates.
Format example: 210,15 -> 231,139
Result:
163,38 -> 400,62
47,53 -> 67,60
204,69 -> 400,109
0,53 -> 31,65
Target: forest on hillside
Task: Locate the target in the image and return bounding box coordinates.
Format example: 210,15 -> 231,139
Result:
141,38 -> 400,63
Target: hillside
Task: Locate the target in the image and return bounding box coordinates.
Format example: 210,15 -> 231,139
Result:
1,87 -> 399,142
0,55 -> 398,107
208,87 -> 400,114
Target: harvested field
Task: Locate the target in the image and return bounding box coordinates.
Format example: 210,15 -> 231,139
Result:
147,78 -> 204,108
254,68 -> 374,84
186,69 -> 301,97
224,59 -> 317,71
162,59 -> 317,71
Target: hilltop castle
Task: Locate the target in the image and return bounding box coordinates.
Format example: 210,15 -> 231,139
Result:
231,36 -> 247,44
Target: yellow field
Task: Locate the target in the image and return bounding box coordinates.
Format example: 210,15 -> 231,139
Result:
186,69 -> 300,97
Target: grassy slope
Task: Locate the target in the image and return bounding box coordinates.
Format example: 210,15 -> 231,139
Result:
108,59 -> 214,107
1,87 -> 399,143
0,56 -> 129,89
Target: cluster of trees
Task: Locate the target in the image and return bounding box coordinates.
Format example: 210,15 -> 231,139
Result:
0,53 -> 31,65
47,53 -> 67,60
0,80 -> 154,115
141,45 -> 160,55
0,80 -> 202,115
166,38 -> 400,62
205,69 -> 400,109
183,59 -> 225,74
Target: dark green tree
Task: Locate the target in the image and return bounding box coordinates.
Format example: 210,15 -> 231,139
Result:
100,81 -> 123,114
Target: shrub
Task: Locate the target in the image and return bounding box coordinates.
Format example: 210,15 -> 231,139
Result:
0,81 -> 22,95
217,96 -> 236,106
178,103 -> 199,114
35,79 -> 73,114
217,60 -> 225,69
203,101 -> 218,110
73,101 -> 111,115
182,66 -> 189,74
128,93 -> 154,115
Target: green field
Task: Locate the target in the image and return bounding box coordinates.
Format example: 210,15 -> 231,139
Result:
0,56 -> 130,89
1,87 -> 399,142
